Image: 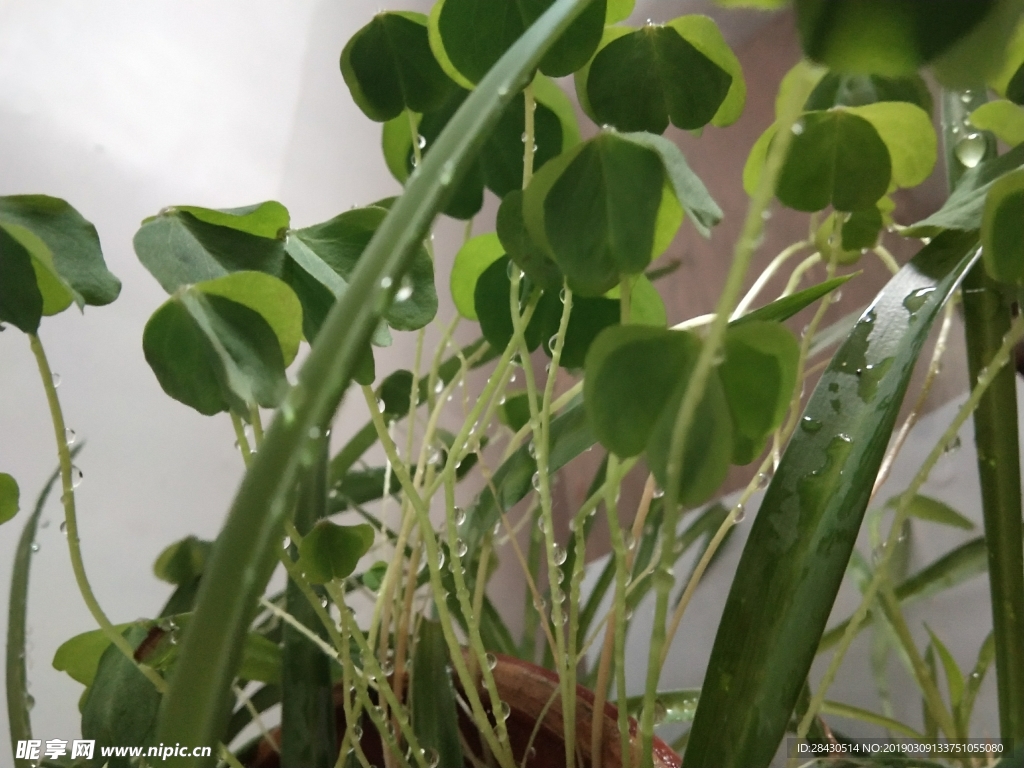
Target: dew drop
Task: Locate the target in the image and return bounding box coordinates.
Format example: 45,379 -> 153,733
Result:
352,724 -> 363,740
652,485 -> 665,499
439,160 -> 455,186
71,466 -> 83,488
308,426 -> 322,440
59,520 -> 67,535
755,471 -> 771,490
283,536 -> 291,549
533,595 -> 546,611
425,748 -> 439,768
454,507 -> 466,526
954,133 -> 986,168
791,120 -> 805,136
486,652 -> 498,670
507,261 -> 521,281
395,276 -> 414,302
51,372 -> 61,387
25,694 -> 35,710
960,91 -> 974,104
945,434 -> 962,453
434,380 -> 444,394
381,659 -> 395,676
800,417 -> 823,434
455,538 -> 468,558
531,472 -> 542,491
437,550 -> 446,569
417,134 -> 427,149
733,504 -> 746,523
30,542 -> 40,552
527,441 -> 538,458
64,428 -> 77,445
552,545 -> 567,566
548,334 -> 560,351
521,131 -> 529,143
830,289 -> 843,304
380,276 -> 393,290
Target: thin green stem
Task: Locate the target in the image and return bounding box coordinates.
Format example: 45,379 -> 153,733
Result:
943,86 -> 1024,743
638,61 -> 818,767
28,333 -> 167,693
230,413 -> 253,467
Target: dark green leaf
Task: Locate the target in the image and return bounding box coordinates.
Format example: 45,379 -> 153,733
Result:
143,282 -> 289,415
479,91 -> 565,198
0,473 -> 18,526
451,233 -> 505,320
361,561 -> 388,591
411,620 -> 463,768
134,206 -> 287,294
377,369 -> 417,420
542,133 -> 665,294
153,536 -> 213,586
341,12 -> 453,122
982,167 -> 1024,284
287,206 -> 436,332
156,0 -> 600,751
805,72 -> 933,114
777,110 -> 892,212
734,275 -> 856,326
794,0 -> 1003,81
82,625 -> 162,768
585,24 -> 732,133
298,522 -> 375,584
430,0 -> 606,84
497,189 -> 563,291
498,391 -> 535,433
842,208 -> 884,251
0,228 -> 43,333
905,142 -> 1024,236
719,322 -> 799,460
474,256 -> 562,351
686,230 -> 980,768
621,131 -> 724,237
0,194 -> 120,308
8,460 -> 70,757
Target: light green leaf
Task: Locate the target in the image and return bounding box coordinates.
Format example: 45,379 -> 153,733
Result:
982,167 -> 1024,284
607,0 -> 635,23
733,274 -> 855,326
0,473 -> 19,526
890,494 -> 975,530
926,624 -> 965,710
177,202 -> 289,240
451,233 -> 505,320
845,102 -> 937,188
970,100 -> 1024,146
382,110 -> 419,183
153,536 -> 213,586
53,624 -> 134,686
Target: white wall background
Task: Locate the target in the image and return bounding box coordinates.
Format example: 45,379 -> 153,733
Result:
0,0 -> 1004,762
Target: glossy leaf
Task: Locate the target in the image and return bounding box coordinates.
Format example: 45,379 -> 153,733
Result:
156,0 -> 599,754
844,102 -> 936,188
777,110 -> 892,212
451,234 -> 505,321
429,0 -> 606,84
0,194 -> 120,309
893,494 -> 976,530
982,168 -> 1024,284
906,142 -> 1024,236
805,72 -> 933,114
583,22 -> 732,133
341,12 -> 453,122
0,473 -> 18,526
685,230 -> 980,768
153,536 -> 213,586
297,521 -> 375,584
970,100 -> 1024,146
411,620 -> 464,768
143,278 -> 290,415
719,322 -> 799,463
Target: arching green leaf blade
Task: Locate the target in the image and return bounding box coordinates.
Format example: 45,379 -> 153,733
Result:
982,167 -> 1024,284
685,230 -> 980,768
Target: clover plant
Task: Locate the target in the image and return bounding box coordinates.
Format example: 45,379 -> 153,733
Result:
7,1 -> 1024,767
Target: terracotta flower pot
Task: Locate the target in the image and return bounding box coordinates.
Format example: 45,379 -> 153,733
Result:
243,653 -> 680,768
